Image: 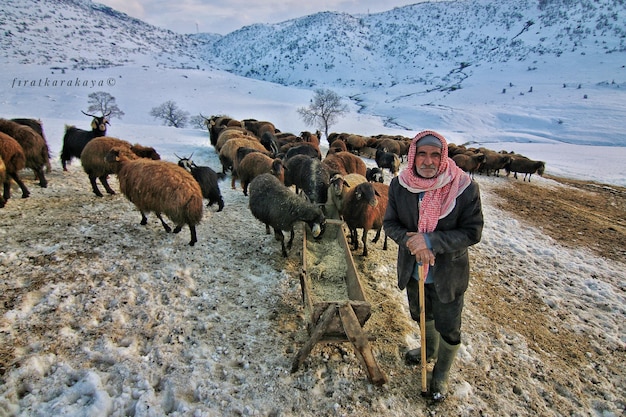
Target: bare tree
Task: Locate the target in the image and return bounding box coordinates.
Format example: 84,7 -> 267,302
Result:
87,91 -> 124,120
150,101 -> 189,128
297,89 -> 348,142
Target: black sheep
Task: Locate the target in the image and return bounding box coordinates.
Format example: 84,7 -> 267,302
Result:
375,148 -> 401,177
248,173 -> 325,257
283,154 -> 330,206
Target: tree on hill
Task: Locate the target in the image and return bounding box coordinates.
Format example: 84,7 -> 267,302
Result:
297,89 -> 347,142
86,91 -> 124,119
150,100 -> 189,128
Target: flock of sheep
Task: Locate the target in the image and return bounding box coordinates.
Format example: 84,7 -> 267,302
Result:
0,112 -> 545,255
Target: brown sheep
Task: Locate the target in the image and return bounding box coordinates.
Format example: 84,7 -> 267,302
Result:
452,153 -> 486,178
0,132 -> 29,201
341,181 -> 389,257
80,136 -> 161,197
300,131 -> 320,147
218,137 -> 267,175
376,137 -> 402,157
215,127 -> 253,153
237,152 -> 284,196
11,118 -> 52,173
479,150 -> 512,177
326,139 -> 348,156
324,172 -> 367,220
345,134 -> 368,154
322,151 -> 367,177
506,156 -> 545,182
243,119 -> 276,139
0,118 -> 50,188
105,148 -> 204,246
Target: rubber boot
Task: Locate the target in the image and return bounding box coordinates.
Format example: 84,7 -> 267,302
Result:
430,336 -> 460,402
405,320 -> 440,365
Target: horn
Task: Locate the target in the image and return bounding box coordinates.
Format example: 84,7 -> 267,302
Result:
174,153 -> 183,160
81,110 -> 98,118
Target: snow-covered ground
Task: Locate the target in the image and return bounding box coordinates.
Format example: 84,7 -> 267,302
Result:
1,51 -> 625,416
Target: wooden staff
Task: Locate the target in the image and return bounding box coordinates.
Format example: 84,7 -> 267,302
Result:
418,263 -> 428,395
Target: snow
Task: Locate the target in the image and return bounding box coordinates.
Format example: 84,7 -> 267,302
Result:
1,2 -> 625,416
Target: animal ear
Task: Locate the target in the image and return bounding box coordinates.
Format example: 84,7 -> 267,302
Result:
91,120 -> 97,129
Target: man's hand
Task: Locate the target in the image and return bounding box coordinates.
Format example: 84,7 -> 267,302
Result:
406,232 -> 435,266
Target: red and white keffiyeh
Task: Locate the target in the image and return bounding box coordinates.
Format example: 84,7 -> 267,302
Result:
398,130 -> 471,234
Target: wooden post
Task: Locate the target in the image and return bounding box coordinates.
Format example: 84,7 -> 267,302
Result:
338,303 -> 388,386
291,304 -> 337,373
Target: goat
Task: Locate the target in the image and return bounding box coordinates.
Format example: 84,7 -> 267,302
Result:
177,156 -> 226,211
375,148 -> 401,177
248,173 -> 325,257
80,137 -> 160,197
61,111 -> 110,171
342,181 -> 389,257
0,132 -> 29,201
105,148 -> 204,246
0,119 -> 50,188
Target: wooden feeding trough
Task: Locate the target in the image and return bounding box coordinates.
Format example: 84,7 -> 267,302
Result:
291,219 -> 388,385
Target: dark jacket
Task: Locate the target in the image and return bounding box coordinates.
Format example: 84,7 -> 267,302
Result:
383,177 -> 483,303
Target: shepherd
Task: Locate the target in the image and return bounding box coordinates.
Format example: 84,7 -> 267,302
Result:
383,130 -> 483,402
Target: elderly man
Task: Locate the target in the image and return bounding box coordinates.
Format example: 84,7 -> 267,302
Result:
383,130 -> 483,401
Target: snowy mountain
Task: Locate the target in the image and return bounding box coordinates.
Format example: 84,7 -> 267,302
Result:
2,0 -> 624,86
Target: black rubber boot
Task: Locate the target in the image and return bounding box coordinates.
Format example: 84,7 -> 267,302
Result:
430,337 -> 460,402
405,320 -> 440,365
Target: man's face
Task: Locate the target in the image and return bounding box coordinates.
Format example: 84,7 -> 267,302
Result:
414,145 -> 442,178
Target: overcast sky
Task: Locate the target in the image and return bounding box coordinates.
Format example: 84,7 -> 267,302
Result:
96,0 -> 423,35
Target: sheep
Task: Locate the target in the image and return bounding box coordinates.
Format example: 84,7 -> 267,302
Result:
326,139 -> 348,156
375,148 -> 401,176
345,134 -> 368,154
177,156 -> 226,211
283,154 -> 330,206
218,137 -> 267,174
366,167 -> 385,183
452,152 -> 486,178
237,152 -> 284,196
105,147 -> 204,246
215,128 -> 253,153
324,172 -> 367,220
243,119 -> 276,139
248,173 -> 325,257
341,181 -> 389,257
506,156 -> 545,182
80,136 -> 161,197
376,137 -> 402,156
231,146 -> 273,189
321,151 -> 367,177
208,118 -> 246,147
0,118 -> 50,188
61,111 -> 110,171
479,150 -> 512,177
0,132 -> 29,201
11,118 -> 52,173
282,142 -> 322,160
260,131 -> 280,156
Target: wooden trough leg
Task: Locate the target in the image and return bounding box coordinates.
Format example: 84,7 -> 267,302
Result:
338,303 -> 388,386
291,304 -> 337,373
